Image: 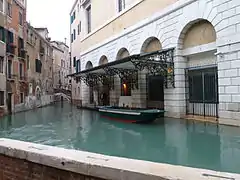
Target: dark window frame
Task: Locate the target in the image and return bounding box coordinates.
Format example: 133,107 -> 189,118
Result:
0,91 -> 4,106
118,0 -> 125,12
188,68 -> 218,104
0,56 -> 3,73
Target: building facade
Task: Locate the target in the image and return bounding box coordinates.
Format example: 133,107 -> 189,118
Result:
51,41 -> 70,92
0,0 -> 28,114
0,0 -> 7,116
70,0 -> 240,126
25,25 -> 54,109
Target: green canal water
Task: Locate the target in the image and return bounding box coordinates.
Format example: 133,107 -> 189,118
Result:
0,103 -> 240,174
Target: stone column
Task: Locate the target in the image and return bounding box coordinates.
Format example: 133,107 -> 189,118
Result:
164,50 -> 187,118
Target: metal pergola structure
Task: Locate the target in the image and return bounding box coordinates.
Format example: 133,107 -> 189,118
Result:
68,48 -> 175,90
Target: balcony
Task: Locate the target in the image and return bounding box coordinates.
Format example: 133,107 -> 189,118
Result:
6,44 -> 16,55
7,74 -> 16,81
19,75 -> 27,82
18,48 -> 26,59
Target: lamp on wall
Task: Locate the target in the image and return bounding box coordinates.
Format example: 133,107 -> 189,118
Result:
123,83 -> 127,96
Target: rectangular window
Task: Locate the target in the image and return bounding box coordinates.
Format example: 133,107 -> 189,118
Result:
35,59 -> 42,73
73,29 -> 76,40
79,21 -> 81,32
7,31 -> 13,43
86,6 -> 91,33
118,0 -> 125,12
7,2 -> 12,17
18,37 -> 24,58
0,0 -> 3,12
0,91 -> 4,106
71,33 -> 73,43
76,60 -> 81,73
0,56 -> 3,73
0,26 -> 4,42
8,60 -> 12,78
73,57 -> 76,67
71,11 -> 76,24
19,63 -> 23,79
19,12 -> 23,25
189,68 -> 218,103
27,55 -> 29,69
73,11 -> 76,20
20,93 -> 24,103
77,21 -> 81,35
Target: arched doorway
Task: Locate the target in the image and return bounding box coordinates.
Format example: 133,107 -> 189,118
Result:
179,19 -> 218,118
85,61 -> 94,104
141,37 -> 164,109
98,56 -> 110,106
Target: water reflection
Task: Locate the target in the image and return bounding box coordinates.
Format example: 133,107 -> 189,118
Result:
0,103 -> 240,174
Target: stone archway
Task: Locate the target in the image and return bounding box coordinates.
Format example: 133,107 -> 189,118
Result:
85,61 -> 93,70
140,37 -> 164,109
98,55 -> 108,65
178,19 -> 218,118
178,19 -> 216,50
85,61 -> 94,104
141,37 -> 162,53
97,55 -> 110,106
116,48 -> 130,60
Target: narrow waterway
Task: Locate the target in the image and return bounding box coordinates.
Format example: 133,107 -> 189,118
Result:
0,103 -> 240,174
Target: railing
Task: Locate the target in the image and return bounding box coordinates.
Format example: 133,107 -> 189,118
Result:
186,67 -> 219,118
7,74 -> 16,80
19,75 -> 27,81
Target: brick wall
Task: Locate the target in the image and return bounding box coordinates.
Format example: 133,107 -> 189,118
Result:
0,154 -> 105,180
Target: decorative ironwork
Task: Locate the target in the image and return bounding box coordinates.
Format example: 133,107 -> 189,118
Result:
131,48 -> 175,88
104,67 -> 138,90
76,48 -> 175,89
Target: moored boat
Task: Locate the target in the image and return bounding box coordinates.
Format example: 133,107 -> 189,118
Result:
98,106 -> 164,124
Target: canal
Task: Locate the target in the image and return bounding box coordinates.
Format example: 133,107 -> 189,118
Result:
0,103 -> 240,174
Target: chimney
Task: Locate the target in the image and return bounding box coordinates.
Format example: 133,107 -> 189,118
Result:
64,38 -> 67,44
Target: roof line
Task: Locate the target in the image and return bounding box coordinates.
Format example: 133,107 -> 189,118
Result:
70,0 -> 78,14
68,54 -> 139,77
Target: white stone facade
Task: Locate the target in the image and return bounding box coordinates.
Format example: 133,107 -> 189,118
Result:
71,0 -> 240,126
